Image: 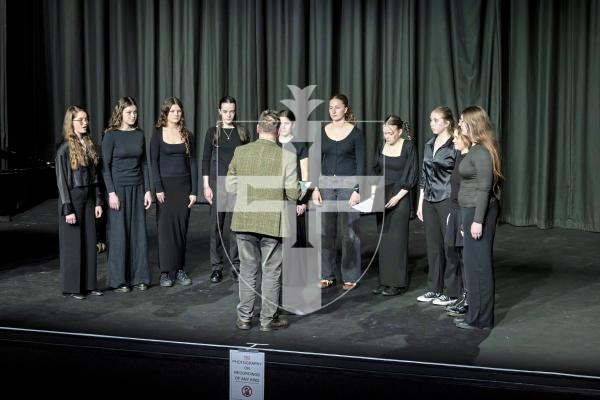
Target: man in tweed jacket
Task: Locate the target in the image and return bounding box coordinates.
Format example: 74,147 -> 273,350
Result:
226,110 -> 300,331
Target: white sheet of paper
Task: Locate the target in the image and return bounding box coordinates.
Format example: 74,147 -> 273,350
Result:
352,197 -> 373,213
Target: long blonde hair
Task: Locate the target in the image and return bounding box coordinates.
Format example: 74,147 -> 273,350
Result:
460,106 -> 503,191
155,97 -> 191,156
62,106 -> 98,170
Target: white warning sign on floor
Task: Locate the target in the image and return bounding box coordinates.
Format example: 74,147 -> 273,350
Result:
230,349 -> 265,400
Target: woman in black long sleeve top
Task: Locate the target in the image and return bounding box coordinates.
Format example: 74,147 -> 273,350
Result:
370,115 -> 418,296
102,97 -> 152,292
416,106 -> 461,306
55,106 -> 104,299
455,106 -> 503,330
151,97 -> 197,287
312,94 -> 365,291
201,96 -> 252,284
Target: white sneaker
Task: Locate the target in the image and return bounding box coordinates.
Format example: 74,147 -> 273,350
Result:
417,291 -> 440,302
432,295 -> 458,306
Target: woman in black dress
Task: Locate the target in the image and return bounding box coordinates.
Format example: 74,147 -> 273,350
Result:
312,94 -> 365,291
102,97 -> 152,293
151,97 -> 197,287
202,96 -> 252,284
455,106 -> 503,330
370,115 -> 418,296
56,106 -> 104,299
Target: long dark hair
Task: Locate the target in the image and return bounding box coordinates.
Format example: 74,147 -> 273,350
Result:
384,114 -> 412,140
155,97 -> 191,156
212,95 -> 251,146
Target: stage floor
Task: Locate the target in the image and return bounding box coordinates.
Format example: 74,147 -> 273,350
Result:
1,199 -> 599,382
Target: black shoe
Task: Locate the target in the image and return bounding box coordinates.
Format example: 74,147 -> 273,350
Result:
66,293 -> 86,300
382,287 -> 404,296
447,304 -> 468,317
160,272 -> 174,287
260,318 -> 289,332
372,285 -> 387,295
134,283 -> 149,291
114,285 -> 131,293
455,320 -> 489,330
176,269 -> 192,286
210,270 -> 223,283
236,319 -> 251,330
89,290 -> 103,296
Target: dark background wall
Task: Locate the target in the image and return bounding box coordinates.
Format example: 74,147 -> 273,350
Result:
2,0 -> 599,231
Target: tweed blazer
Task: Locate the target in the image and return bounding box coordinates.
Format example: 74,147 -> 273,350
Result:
226,139 -> 300,237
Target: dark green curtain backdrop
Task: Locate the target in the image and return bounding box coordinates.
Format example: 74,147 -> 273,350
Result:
4,0 -> 600,231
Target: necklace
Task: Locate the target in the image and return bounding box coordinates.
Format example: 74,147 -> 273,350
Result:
222,127 -> 234,140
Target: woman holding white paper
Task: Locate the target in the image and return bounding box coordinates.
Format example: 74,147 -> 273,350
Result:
370,115 -> 418,296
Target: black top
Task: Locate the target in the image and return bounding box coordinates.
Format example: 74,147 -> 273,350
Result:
277,137 -> 309,180
202,125 -> 251,177
150,129 -> 198,195
101,129 -> 150,193
55,141 -> 103,216
419,135 -> 457,202
458,144 -> 494,223
371,140 -> 419,202
450,153 -> 466,209
320,126 -> 366,178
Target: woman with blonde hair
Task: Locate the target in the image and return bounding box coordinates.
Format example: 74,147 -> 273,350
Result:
455,106 -> 503,330
55,105 -> 104,299
102,96 -> 152,293
151,97 -> 197,287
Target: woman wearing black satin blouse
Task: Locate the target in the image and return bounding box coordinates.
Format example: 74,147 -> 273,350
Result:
370,115 -> 418,296
454,106 -> 503,330
102,97 -> 152,293
151,97 -> 197,288
312,94 -> 365,291
416,106 -> 461,306
56,106 -> 104,300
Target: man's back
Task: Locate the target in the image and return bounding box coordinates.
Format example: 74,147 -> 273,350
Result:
226,139 -> 300,237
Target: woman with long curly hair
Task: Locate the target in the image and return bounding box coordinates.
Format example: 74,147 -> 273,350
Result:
55,105 -> 104,299
454,106 -> 503,330
102,96 -> 152,293
150,97 -> 197,287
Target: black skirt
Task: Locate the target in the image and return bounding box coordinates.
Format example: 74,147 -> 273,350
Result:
58,186 -> 98,294
156,175 -> 192,274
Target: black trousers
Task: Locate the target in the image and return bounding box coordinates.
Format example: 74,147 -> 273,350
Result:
58,187 -> 98,294
106,184 -> 150,288
461,200 -> 498,328
376,195 -> 410,288
423,198 -> 461,297
209,177 -> 239,272
156,175 -> 191,276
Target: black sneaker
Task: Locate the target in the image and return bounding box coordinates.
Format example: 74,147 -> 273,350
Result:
372,285 -> 387,295
114,285 -> 131,293
160,273 -> 174,287
176,270 -> 192,286
417,291 -> 440,302
432,295 -> 458,306
447,304 -> 468,316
